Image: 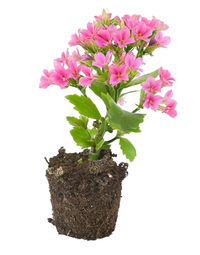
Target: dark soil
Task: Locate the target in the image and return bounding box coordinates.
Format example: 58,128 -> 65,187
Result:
46,147 -> 128,240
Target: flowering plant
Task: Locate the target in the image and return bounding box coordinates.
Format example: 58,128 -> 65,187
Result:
40,10 -> 177,161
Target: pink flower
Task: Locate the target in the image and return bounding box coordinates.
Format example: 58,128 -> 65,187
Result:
141,76 -> 161,93
141,17 -> 158,30
113,27 -> 135,48
122,15 -> 140,30
109,64 -> 129,86
69,33 -> 80,46
125,52 -> 143,71
118,97 -> 126,106
92,51 -> 111,68
94,12 -> 112,23
143,93 -> 162,111
162,99 -> 177,118
159,67 -> 175,87
95,28 -> 112,47
154,18 -> 169,31
39,69 -> 54,89
52,62 -> 69,89
132,21 -> 153,42
107,24 -> 118,34
79,65 -> 95,86
71,48 -> 82,62
118,50 -> 127,65
67,60 -> 81,79
55,49 -> 83,66
155,31 -> 170,47
163,90 -> 173,103
81,53 -> 93,61
55,49 -> 70,65
79,22 -> 98,43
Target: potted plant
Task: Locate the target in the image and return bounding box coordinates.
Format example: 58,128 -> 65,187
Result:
40,10 -> 177,240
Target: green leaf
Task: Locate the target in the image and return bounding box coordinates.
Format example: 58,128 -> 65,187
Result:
139,89 -> 146,107
124,69 -> 159,88
79,115 -> 89,128
66,116 -> 88,129
110,18 -> 118,25
90,80 -> 115,100
96,139 -> 104,151
90,80 -> 108,98
66,94 -> 101,119
102,93 -> 145,133
119,137 -> 136,161
70,127 -> 92,149
88,128 -> 97,138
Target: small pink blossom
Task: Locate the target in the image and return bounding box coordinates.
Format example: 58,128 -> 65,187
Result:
39,69 -> 54,88
143,93 -> 162,111
118,50 -> 127,65
141,17 -> 158,30
109,64 -> 129,86
92,51 -> 111,68
154,18 -> 169,31
94,12 -> 112,23
125,52 -> 143,71
118,97 -> 126,106
71,48 -> 82,62
79,23 -> 98,43
163,90 -> 173,103
55,50 -> 70,65
107,24 -> 118,34
95,28 -> 112,47
67,60 -> 81,79
132,21 -> 153,42
155,31 -> 170,47
81,53 -> 93,61
79,65 -> 95,86
159,67 -> 175,87
69,33 -> 80,46
113,27 -> 135,48
52,62 -> 69,89
141,76 -> 161,93
122,15 -> 140,30
55,49 -> 82,65
162,99 -> 177,118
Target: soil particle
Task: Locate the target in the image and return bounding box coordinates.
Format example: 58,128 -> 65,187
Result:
46,147 -> 128,240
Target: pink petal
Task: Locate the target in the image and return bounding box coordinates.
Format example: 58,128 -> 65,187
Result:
110,75 -> 120,86
92,52 -> 106,68
109,65 -> 118,75
80,65 -> 91,77
79,77 -> 93,86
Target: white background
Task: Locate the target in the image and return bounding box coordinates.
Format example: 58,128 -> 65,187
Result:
0,0 -> 200,254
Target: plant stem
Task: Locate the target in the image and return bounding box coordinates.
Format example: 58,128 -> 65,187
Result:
119,90 -> 139,98
104,136 -> 119,145
132,106 -> 141,113
89,151 -> 100,161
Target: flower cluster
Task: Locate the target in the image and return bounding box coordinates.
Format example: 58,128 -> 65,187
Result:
142,68 -> 177,117
40,10 -> 177,161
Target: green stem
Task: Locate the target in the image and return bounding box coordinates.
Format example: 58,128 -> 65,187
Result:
78,87 -> 87,97
114,87 -> 118,102
132,106 -> 141,113
119,90 -> 139,98
89,151 -> 100,161
104,136 -> 119,145
136,46 -> 144,58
